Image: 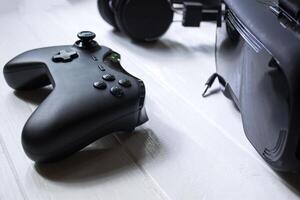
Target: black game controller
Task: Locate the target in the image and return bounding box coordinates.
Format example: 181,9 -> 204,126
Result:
3,31 -> 148,163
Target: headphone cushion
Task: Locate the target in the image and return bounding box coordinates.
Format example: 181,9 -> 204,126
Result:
115,0 -> 174,41
98,0 -> 118,28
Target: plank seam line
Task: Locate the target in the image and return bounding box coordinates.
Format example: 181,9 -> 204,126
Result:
124,52 -> 274,171
0,133 -> 29,200
114,134 -> 172,200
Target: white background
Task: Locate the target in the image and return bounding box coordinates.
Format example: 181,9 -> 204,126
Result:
1,0 -> 300,199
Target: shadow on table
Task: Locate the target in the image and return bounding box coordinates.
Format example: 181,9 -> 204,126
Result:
107,29 -> 214,56
14,86 -> 53,106
0,0 -> 21,14
34,128 -> 161,183
11,41 -> 300,197
277,172 -> 300,196
13,84 -> 162,183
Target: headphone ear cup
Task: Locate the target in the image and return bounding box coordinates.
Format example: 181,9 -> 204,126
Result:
97,0 -> 118,28
114,0 -> 174,41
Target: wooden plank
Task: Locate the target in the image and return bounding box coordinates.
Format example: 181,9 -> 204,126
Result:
111,25 -> 300,199
0,1 -> 169,200
0,74 -> 169,200
0,145 -> 24,200
93,13 -> 300,200
1,0 -> 300,199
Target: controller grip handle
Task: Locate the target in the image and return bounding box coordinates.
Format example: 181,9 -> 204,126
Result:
3,53 -> 51,90
22,105 -> 148,162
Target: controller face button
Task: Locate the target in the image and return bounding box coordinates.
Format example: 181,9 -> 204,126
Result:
52,50 -> 78,63
110,86 -> 124,97
102,74 -> 115,81
118,79 -> 132,87
93,81 -> 107,90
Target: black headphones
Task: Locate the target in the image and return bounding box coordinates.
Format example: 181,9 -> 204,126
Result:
98,0 -> 222,42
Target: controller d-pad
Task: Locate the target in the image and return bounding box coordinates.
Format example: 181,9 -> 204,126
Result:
52,50 -> 78,63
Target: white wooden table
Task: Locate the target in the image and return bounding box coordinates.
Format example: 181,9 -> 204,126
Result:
1,0 -> 300,199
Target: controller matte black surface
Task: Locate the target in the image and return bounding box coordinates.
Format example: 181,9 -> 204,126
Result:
3,33 -> 148,162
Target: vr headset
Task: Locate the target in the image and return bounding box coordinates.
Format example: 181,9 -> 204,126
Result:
98,0 -> 300,172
